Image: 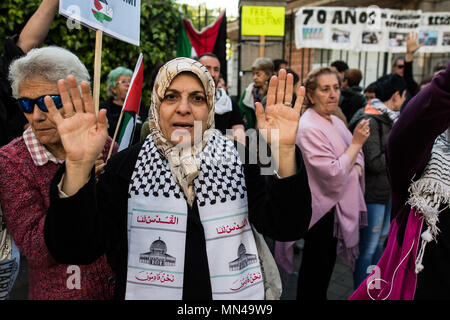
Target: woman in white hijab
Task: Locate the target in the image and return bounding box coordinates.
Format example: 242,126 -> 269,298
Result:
43,57 -> 312,300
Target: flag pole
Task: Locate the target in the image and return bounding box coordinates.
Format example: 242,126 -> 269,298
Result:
107,111 -> 124,160
95,29 -> 115,160
93,29 -> 103,115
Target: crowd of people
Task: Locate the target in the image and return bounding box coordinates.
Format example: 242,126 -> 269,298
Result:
0,1 -> 448,301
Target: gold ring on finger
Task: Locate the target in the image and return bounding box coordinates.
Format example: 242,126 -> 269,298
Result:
63,111 -> 76,119
284,102 -> 291,107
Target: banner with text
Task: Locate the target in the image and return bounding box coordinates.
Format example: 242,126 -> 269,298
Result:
241,6 -> 285,36
295,7 -> 450,53
60,0 -> 141,46
418,12 -> 450,52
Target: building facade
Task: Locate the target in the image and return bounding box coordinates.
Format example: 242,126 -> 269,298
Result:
227,0 -> 450,99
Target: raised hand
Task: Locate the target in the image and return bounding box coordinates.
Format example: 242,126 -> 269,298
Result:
406,32 -> 424,61
46,75 -> 108,166
255,69 -> 305,177
45,75 -> 109,195
255,69 -> 305,148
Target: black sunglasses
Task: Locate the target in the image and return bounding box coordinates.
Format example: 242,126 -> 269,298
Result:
18,95 -> 63,114
396,65 -> 405,69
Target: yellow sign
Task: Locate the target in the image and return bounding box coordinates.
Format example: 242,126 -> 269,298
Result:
241,6 -> 285,36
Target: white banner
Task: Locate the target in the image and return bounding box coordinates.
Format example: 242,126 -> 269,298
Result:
295,7 -> 450,53
418,12 -> 450,53
60,0 -> 140,46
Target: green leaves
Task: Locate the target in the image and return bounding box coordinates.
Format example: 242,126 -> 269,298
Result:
0,0 -> 182,106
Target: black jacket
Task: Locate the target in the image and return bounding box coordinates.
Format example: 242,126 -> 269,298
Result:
0,36 -> 27,147
404,60 -> 419,97
214,99 -> 244,134
44,141 -> 312,300
352,111 -> 393,204
339,86 -> 366,124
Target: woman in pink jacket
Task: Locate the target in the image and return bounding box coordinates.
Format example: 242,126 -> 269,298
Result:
295,67 -> 370,300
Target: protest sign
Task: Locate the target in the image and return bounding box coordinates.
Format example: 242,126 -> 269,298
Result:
241,6 -> 285,36
60,0 -> 141,46
241,6 -> 285,57
59,0 -> 141,112
295,7 -> 449,53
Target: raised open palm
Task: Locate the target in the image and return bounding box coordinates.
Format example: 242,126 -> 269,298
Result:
45,75 -> 109,167
406,32 -> 424,54
255,69 -> 305,147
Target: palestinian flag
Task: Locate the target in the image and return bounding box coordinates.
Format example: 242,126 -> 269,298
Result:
92,0 -> 114,23
176,10 -> 228,82
117,53 -> 144,152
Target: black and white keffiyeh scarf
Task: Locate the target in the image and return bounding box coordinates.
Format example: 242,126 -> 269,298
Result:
408,128 -> 450,273
147,57 -> 216,208
125,131 -> 265,300
124,57 -> 265,300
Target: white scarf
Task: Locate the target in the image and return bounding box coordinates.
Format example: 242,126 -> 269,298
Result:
214,88 -> 233,115
242,83 -> 256,111
408,128 -> 450,273
370,98 -> 400,123
125,132 -> 265,300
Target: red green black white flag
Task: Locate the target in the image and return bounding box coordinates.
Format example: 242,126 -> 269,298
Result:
92,0 -> 114,23
176,10 -> 228,82
117,53 -> 144,151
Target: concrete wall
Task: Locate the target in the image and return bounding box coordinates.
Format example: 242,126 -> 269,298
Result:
418,0 -> 450,11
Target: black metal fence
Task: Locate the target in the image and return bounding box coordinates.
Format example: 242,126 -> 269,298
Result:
311,48 -> 450,89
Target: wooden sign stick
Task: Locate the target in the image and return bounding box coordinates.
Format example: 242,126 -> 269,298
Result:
93,29 -> 103,115
107,111 -> 124,160
259,35 -> 265,58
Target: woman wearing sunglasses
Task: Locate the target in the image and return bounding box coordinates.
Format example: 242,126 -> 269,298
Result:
0,46 -> 116,299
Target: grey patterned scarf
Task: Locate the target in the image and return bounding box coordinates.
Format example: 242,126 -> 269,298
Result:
408,128 -> 450,273
370,98 -> 400,123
